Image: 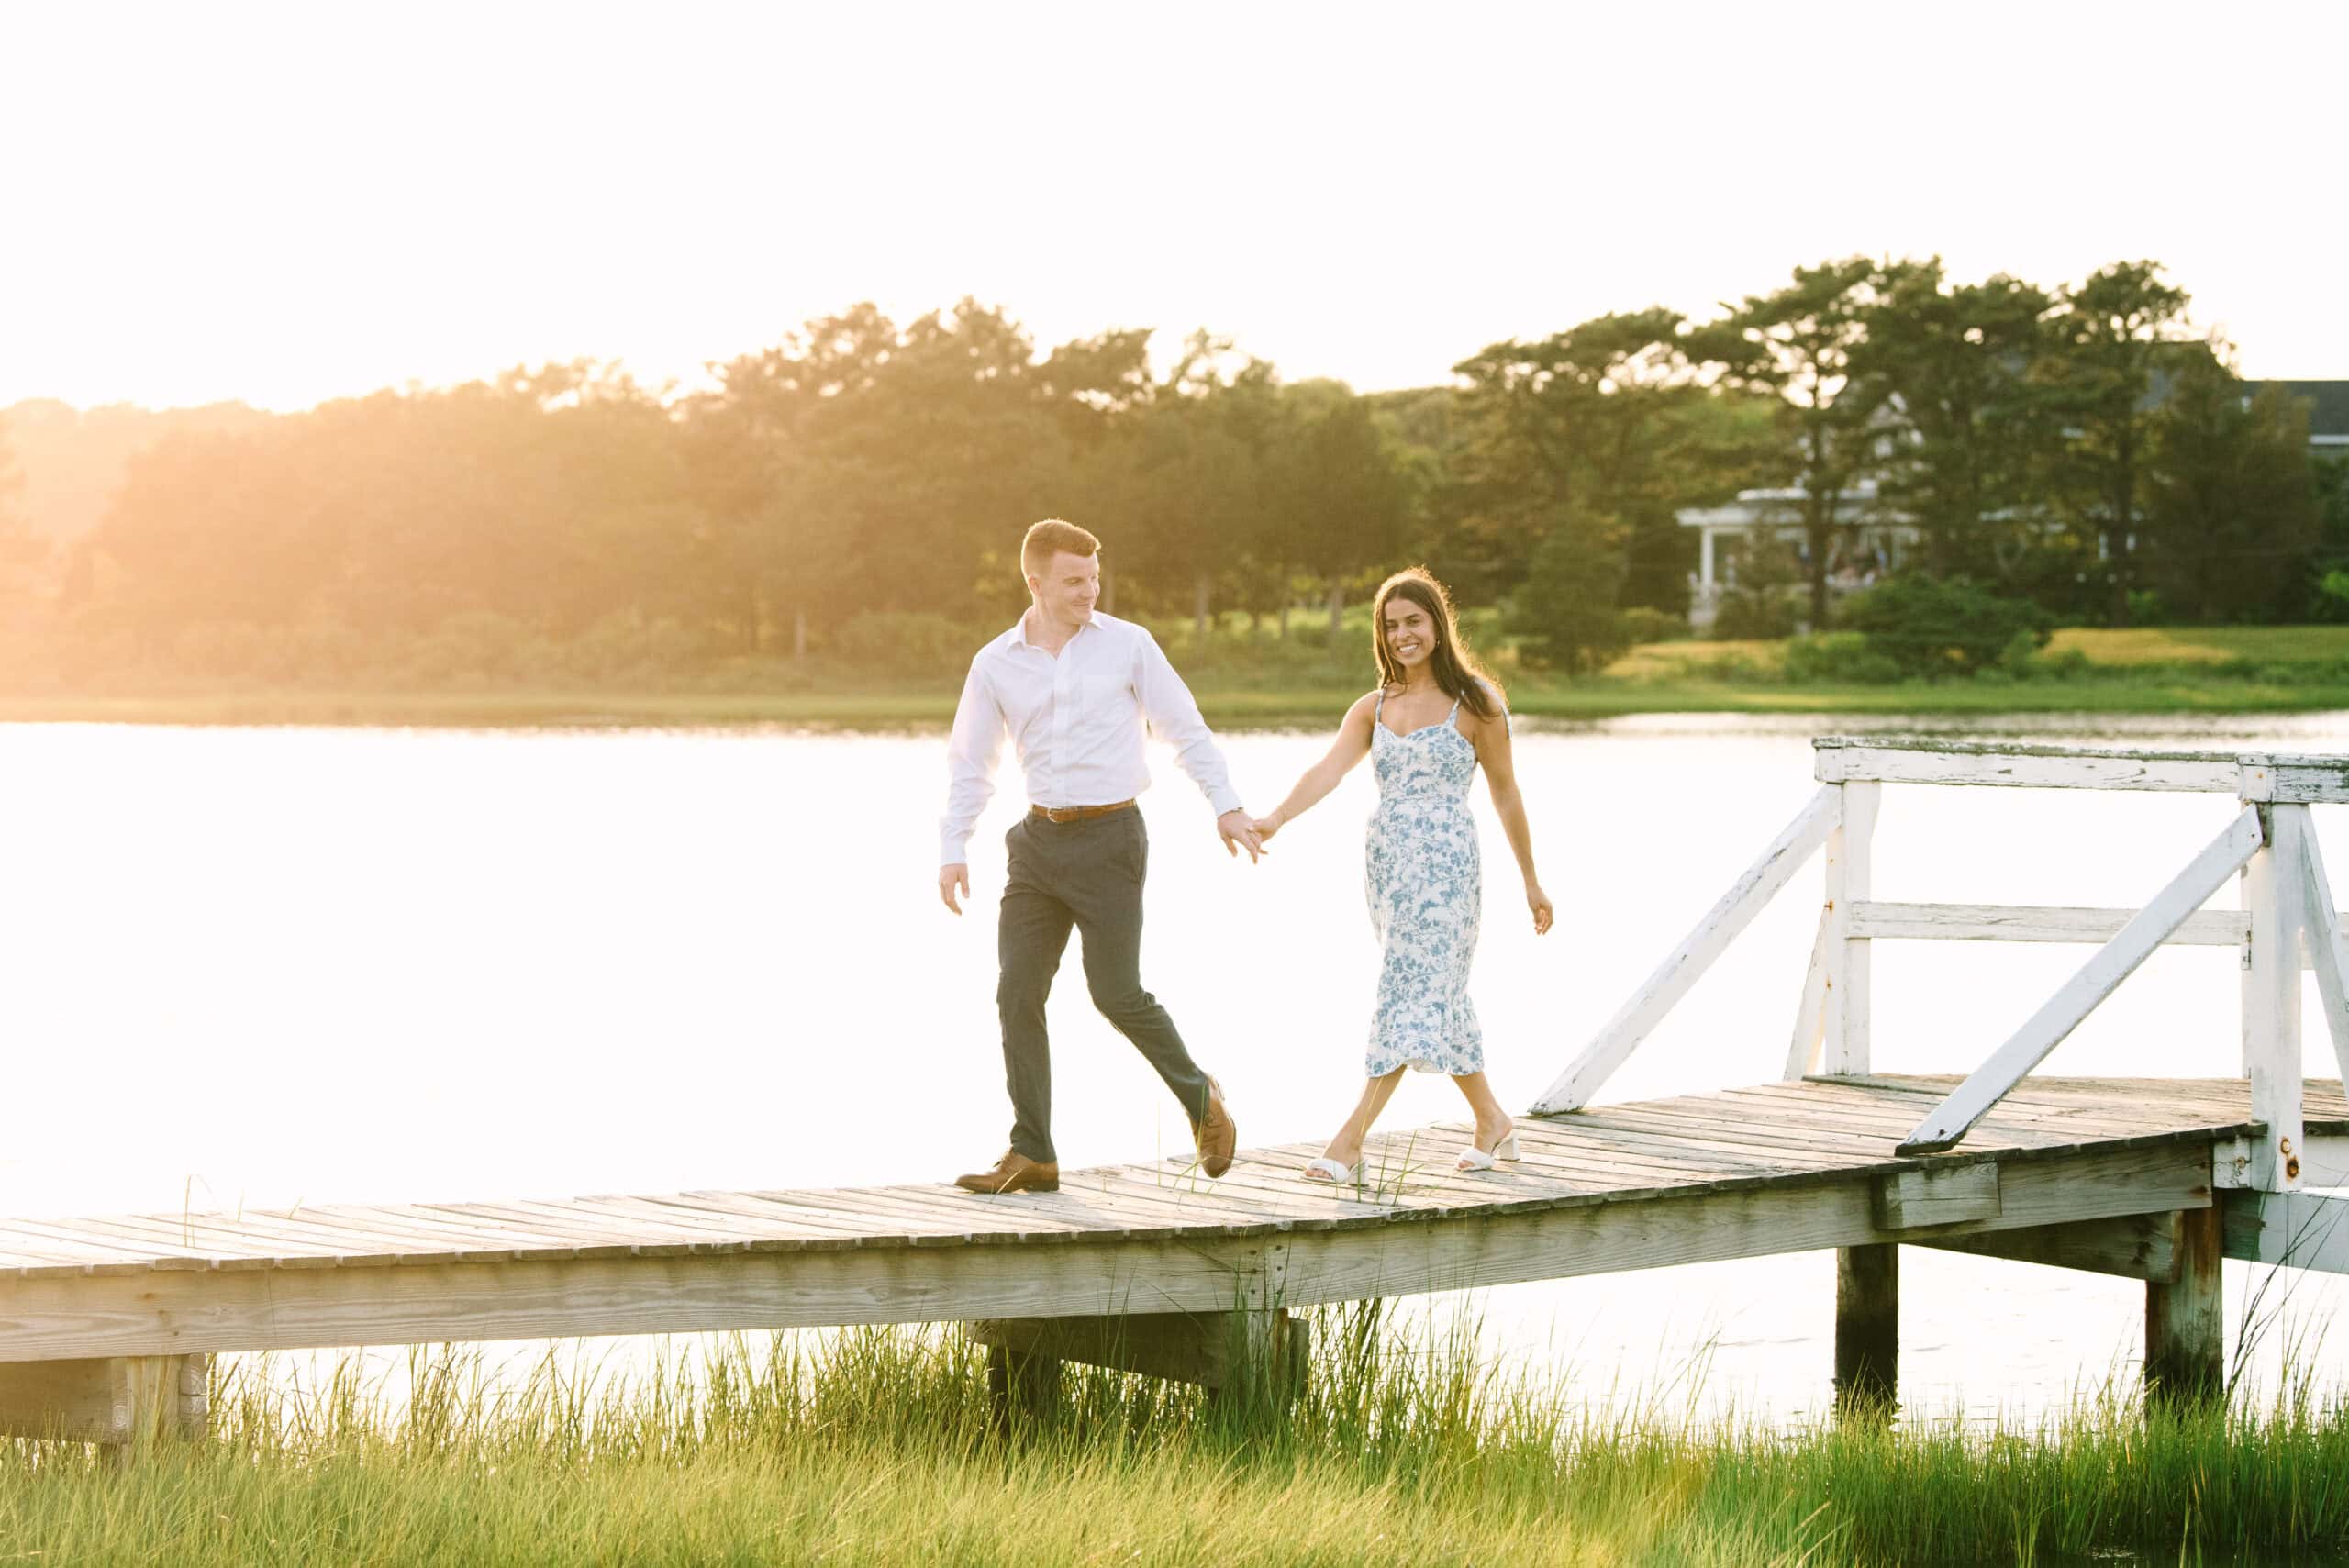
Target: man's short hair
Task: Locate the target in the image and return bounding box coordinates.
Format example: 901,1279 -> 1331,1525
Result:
1020,518 -> 1101,578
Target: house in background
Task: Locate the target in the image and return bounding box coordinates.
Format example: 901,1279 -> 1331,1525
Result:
2250,380 -> 2349,458
1680,482 -> 1917,631
1677,381 -> 2347,632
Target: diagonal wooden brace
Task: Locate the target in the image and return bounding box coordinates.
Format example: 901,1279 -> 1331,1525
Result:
1895,805 -> 2266,1155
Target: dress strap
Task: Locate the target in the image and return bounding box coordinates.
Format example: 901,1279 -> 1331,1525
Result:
1445,692 -> 1461,720
1374,688 -> 1387,723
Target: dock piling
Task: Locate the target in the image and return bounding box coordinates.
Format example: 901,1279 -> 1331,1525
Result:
2144,1207 -> 2225,1405
1834,1243 -> 1898,1414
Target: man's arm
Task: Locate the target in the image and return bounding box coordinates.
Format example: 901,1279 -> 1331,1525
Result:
1132,628 -> 1263,862
939,655 -> 1005,913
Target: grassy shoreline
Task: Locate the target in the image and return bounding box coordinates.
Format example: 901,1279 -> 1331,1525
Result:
7,675 -> 2349,730
6,1317 -> 2347,1565
13,628 -> 2349,728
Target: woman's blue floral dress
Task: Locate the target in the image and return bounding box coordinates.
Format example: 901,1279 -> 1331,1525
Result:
1364,686 -> 1494,1076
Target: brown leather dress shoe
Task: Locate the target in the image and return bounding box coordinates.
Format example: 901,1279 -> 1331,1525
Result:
954,1151 -> 1060,1194
1192,1077 -> 1237,1177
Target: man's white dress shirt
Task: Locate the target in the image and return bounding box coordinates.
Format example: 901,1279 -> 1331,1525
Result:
940,610 -> 1243,866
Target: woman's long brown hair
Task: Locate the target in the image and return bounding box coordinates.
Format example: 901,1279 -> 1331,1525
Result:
1370,567 -> 1502,720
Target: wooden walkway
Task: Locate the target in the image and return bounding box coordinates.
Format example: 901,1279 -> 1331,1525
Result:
2,1076 -> 2338,1365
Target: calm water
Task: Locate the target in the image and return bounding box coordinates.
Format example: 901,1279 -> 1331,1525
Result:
6,710 -> 2349,1423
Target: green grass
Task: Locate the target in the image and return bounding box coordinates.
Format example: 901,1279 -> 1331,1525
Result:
6,1309 -> 2349,1565
11,673 -> 2349,731
14,621 -> 2349,729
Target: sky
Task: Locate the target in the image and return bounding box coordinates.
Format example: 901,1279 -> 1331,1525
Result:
1,0 -> 2341,414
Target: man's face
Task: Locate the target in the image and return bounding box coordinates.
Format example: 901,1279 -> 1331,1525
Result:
1029,550 -> 1099,626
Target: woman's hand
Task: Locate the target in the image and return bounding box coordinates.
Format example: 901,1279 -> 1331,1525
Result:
1252,809 -> 1285,844
1526,880 -> 1553,936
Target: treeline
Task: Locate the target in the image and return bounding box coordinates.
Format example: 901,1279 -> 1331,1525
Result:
2,256 -> 2343,689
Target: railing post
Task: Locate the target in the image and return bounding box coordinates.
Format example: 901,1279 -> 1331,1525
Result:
1822,779 -> 1880,1075
2243,795 -> 2307,1193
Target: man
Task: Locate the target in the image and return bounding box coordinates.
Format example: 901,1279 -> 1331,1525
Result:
939,517 -> 1263,1194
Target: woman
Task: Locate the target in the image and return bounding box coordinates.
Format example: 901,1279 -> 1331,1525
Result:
1254,567 -> 1553,1179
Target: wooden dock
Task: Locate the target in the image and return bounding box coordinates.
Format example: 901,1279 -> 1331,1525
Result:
8,738 -> 2349,1442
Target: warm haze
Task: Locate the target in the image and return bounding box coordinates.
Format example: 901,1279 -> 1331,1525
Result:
1,0 -> 2340,414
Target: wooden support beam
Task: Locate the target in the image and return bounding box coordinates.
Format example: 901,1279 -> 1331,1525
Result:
1894,806 -> 2266,1155
982,1341 -> 1060,1428
1873,1162 -> 1999,1229
2294,817 -> 2349,1091
1834,1244 -> 1897,1413
2221,1188 -> 2349,1275
1531,785 -> 1840,1114
1810,738 -> 2349,802
1852,902 -> 2255,948
2145,1207 -> 2224,1405
1823,781 -> 1880,1075
1913,1211 -> 2178,1282
966,1309 -> 1306,1392
0,1353 -> 207,1443
1783,906 -> 1831,1081
1813,738 -> 2243,794
2245,806 -> 2307,1191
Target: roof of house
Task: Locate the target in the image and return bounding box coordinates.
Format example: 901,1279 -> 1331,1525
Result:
2248,380 -> 2349,439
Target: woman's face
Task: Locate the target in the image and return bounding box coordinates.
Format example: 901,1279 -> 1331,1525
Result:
1382,597 -> 1436,673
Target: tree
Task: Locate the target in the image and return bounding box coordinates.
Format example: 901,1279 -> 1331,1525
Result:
1688,258 -> 1898,627
1861,261 -> 2056,582
1273,381 -> 1418,639
1447,308 -> 1694,655
2033,261 -> 2197,625
1506,499 -> 1629,675
0,414 -> 42,606
1122,335 -> 1287,643
2143,355 -> 2320,623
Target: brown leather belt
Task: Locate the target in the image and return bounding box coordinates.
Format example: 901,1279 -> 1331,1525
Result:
1030,799 -> 1138,824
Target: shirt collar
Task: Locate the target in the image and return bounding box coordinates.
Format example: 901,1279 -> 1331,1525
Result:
1008,610 -> 1102,651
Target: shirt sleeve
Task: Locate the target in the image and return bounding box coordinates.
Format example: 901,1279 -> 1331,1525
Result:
1133,627 -> 1244,819
940,654 -> 1006,865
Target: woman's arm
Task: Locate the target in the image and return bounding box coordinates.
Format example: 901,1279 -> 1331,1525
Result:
1256,693 -> 1379,840
1467,695 -> 1553,934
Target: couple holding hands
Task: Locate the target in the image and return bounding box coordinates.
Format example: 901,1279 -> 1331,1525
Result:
938,519 -> 1553,1195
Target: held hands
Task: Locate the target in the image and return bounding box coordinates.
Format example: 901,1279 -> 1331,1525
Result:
1217,809 -> 1266,864
1252,809 -> 1285,845
1526,879 -> 1554,936
939,863 -> 971,915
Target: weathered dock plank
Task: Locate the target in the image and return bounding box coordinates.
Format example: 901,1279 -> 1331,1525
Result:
0,1076 -> 2313,1366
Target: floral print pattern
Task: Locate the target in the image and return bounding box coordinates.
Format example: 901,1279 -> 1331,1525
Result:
1364,690 -> 1496,1076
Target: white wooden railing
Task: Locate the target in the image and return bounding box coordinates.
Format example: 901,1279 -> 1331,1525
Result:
1530,738 -> 2349,1195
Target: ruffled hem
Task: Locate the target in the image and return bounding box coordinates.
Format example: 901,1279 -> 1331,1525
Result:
1365,1040 -> 1486,1077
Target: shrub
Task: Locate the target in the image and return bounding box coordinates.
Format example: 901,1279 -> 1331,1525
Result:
1781,631 -> 1903,684
1616,606 -> 1690,645
1839,574 -> 2053,680
829,611 -> 985,675
1712,588 -> 1799,640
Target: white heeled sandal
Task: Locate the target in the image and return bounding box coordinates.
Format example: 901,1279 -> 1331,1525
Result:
1456,1129 -> 1520,1173
1303,1156 -> 1363,1184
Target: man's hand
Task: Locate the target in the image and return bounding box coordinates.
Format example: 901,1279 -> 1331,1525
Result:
939,863 -> 971,915
1218,809 -> 1265,864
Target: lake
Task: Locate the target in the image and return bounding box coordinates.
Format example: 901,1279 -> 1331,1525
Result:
6,709 -> 2349,1423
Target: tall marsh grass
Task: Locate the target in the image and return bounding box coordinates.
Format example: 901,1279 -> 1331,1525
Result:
4,1307 -> 2348,1565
